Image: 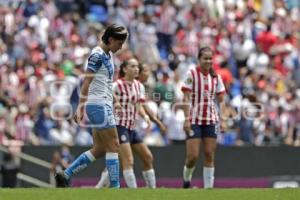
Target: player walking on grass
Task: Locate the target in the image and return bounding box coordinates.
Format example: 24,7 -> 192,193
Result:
95,59 -> 163,188
55,24 -> 128,188
181,46 -> 226,189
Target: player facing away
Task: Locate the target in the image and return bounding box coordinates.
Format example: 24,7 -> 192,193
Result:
55,24 -> 128,188
181,46 -> 226,188
95,59 -> 158,188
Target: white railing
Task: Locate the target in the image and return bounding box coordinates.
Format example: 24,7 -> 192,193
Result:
17,173 -> 54,188
0,144 -> 54,188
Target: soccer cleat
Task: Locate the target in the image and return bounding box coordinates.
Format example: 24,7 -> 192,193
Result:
183,181 -> 191,188
55,172 -> 70,188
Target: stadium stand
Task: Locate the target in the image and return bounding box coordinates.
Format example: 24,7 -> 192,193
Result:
0,0 -> 299,148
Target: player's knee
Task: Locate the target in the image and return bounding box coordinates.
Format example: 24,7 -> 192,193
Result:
122,157 -> 134,168
143,153 -> 153,166
127,157 -> 134,167
106,139 -> 120,152
92,148 -> 105,158
204,151 -> 214,163
186,153 -> 197,165
112,141 -> 120,152
114,138 -> 120,148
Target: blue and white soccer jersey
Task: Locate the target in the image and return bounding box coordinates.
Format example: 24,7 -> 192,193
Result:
85,46 -> 116,130
86,46 -> 114,106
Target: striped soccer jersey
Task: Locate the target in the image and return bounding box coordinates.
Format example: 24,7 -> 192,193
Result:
181,67 -> 225,125
113,79 -> 146,130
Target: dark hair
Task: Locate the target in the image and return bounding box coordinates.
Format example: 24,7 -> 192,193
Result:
3,152 -> 13,161
138,63 -> 146,74
102,24 -> 128,45
119,60 -> 129,78
197,46 -> 217,78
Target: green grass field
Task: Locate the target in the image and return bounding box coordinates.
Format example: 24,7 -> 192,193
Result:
1,188 -> 300,200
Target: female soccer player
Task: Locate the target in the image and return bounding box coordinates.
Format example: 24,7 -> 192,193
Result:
96,59 -> 159,188
55,24 -> 128,188
137,63 -> 167,135
181,46 -> 226,188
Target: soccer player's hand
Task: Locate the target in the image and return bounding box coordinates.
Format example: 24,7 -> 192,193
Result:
144,115 -> 151,130
114,102 -> 122,119
114,102 -> 122,110
74,106 -> 84,124
183,120 -> 191,135
158,122 -> 167,135
220,121 -> 227,133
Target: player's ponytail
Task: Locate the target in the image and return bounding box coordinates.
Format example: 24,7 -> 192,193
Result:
138,63 -> 146,75
119,61 -> 128,78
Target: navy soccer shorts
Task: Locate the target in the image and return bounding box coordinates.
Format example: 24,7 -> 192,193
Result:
117,125 -> 143,144
186,124 -> 217,139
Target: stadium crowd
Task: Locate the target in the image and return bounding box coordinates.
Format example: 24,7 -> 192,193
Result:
0,0 -> 300,147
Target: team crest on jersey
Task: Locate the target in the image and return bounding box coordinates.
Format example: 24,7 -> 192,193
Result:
185,77 -> 193,85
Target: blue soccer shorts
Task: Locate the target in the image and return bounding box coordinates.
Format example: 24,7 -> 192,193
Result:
86,103 -> 116,130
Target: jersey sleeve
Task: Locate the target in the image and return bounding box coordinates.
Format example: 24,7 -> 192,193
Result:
86,53 -> 103,72
216,74 -> 226,94
181,70 -> 193,92
112,82 -> 120,95
138,83 -> 146,103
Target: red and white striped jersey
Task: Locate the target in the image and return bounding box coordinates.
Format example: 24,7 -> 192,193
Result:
113,78 -> 146,130
181,67 -> 225,125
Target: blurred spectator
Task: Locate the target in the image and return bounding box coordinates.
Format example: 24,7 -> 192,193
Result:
233,34 -> 256,69
42,0 -> 58,21
135,12 -> 160,64
34,107 -> 56,145
156,0 -> 177,60
216,61 -> 234,93
56,0 -> 77,13
14,104 -> 38,145
51,145 -> 73,172
50,145 -> 73,185
256,23 -> 278,55
247,45 -> 270,74
161,102 -> 186,144
0,0 -> 300,147
0,107 -> 16,143
0,151 -> 21,188
49,119 -> 74,146
23,0 -> 40,18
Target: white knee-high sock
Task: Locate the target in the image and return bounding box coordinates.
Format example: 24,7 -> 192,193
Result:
123,168 -> 137,188
142,169 -> 156,188
203,167 -> 214,188
183,165 -> 195,182
95,169 -> 110,188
